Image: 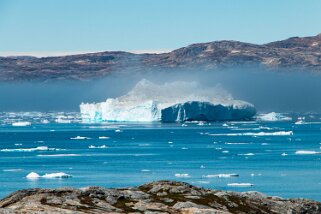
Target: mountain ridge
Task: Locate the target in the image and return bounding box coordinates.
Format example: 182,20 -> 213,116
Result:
0,34 -> 320,81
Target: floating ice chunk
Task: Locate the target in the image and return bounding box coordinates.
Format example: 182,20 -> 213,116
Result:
89,145 -> 108,149
41,119 -> 50,124
12,121 -> 31,126
115,129 -> 122,132
209,131 -> 293,136
26,172 -> 41,179
37,154 -> 80,157
238,153 -> 255,156
98,136 -> 110,139
181,147 -> 188,150
141,169 -> 151,172
42,172 -> 72,179
70,136 -> 91,140
222,150 -> 229,153
197,121 -> 206,126
0,146 -> 57,152
281,152 -> 288,156
26,172 -> 71,179
258,112 -> 292,122
55,117 -> 71,123
295,150 -> 321,155
168,141 -> 173,144
203,173 -> 239,178
175,173 -> 190,178
227,183 -> 254,187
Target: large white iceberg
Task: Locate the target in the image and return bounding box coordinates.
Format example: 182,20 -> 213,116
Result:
80,79 -> 256,122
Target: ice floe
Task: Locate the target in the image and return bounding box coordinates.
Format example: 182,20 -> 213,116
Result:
295,150 -> 321,155
208,131 -> 293,136
12,121 -> 31,126
89,145 -> 108,149
26,172 -> 72,179
258,112 -> 292,122
0,146 -> 60,152
70,136 -> 91,140
98,136 -> 110,139
203,173 -> 239,178
227,183 -> 254,187
175,173 -> 190,178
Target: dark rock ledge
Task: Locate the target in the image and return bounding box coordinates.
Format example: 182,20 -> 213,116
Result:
0,180 -> 320,213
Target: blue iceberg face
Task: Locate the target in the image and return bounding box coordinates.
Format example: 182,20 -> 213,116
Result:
161,101 -> 256,122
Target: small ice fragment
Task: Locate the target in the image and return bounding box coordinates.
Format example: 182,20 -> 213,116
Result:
12,121 -> 31,127
168,141 -> 173,144
222,150 -> 229,153
88,145 -> 108,149
203,173 -> 239,178
41,119 -> 49,124
70,136 -> 91,140
227,183 -> 254,187
175,173 -> 190,178
98,136 -> 110,139
115,129 -> 121,132
281,152 -> 288,156
26,172 -> 41,179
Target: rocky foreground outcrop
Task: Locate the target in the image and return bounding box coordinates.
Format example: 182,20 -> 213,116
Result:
0,181 -> 320,213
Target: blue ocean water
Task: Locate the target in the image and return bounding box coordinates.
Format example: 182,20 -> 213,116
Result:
0,112 -> 320,201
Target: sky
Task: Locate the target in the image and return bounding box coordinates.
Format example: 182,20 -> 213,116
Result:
0,0 -> 321,56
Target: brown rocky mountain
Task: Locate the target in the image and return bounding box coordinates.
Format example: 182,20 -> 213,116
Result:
0,34 -> 320,81
0,181 -> 320,213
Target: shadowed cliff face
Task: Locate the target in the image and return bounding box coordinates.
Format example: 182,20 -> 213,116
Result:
0,34 -> 320,81
0,181 -> 320,213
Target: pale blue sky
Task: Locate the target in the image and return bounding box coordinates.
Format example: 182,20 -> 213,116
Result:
0,0 -> 320,56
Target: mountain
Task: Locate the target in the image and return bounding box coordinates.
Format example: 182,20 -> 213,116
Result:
1,34 -> 320,81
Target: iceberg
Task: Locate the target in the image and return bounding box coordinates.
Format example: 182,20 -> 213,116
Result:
80,79 -> 256,122
161,101 -> 256,122
257,112 -> 292,122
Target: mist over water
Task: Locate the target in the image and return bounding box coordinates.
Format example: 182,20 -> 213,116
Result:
1,68 -> 321,112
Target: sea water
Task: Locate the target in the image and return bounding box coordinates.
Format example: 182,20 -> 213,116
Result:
0,112 -> 320,201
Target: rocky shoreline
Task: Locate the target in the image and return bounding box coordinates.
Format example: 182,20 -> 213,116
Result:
0,180 -> 320,213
